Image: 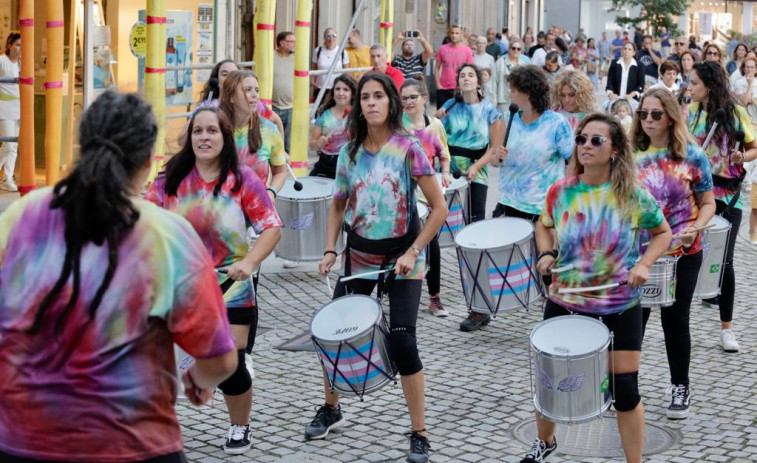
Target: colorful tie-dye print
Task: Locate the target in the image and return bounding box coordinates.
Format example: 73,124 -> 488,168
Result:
541,176 -> 664,315
441,97 -> 501,185
334,134 -> 435,280
498,110 -> 574,215
315,107 -> 350,155
635,143 -> 713,256
686,102 -> 755,209
234,117 -> 286,185
146,165 -> 282,308
0,188 -> 234,462
403,113 -> 451,170
554,108 -> 587,132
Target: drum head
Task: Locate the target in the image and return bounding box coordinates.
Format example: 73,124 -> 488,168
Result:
278,177 -> 335,200
311,295 -> 381,341
439,173 -> 468,193
707,215 -> 731,231
455,217 -> 534,250
416,202 -> 429,221
531,315 -> 610,356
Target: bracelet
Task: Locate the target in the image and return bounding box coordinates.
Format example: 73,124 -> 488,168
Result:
323,250 -> 337,257
537,249 -> 558,262
266,187 -> 277,199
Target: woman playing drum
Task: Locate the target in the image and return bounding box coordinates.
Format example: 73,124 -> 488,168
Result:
146,106 -> 282,455
309,74 -> 356,179
401,77 -> 452,317
631,88 -> 715,419
219,70 -> 287,202
310,73 -> 447,463
525,113 -> 672,463
686,61 -> 757,352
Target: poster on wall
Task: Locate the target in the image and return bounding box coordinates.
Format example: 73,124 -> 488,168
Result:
699,12 -> 713,37
197,3 -> 214,83
138,10 -> 194,106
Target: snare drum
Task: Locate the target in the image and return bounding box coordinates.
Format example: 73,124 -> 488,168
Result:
275,177 -> 344,262
693,216 -> 731,299
417,201 -> 429,227
455,218 -> 543,316
310,295 -> 396,399
641,256 -> 677,308
530,315 -> 612,425
174,344 -> 194,402
419,173 -> 470,248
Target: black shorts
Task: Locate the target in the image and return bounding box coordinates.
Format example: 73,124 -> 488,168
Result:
227,306 -> 259,353
544,299 -> 643,351
0,450 -> 187,463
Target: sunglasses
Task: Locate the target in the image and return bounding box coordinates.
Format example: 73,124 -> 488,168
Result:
675,42 -> 686,45
706,51 -> 720,56
401,94 -> 423,102
511,47 -> 522,51
325,34 -> 337,39
637,110 -> 665,121
575,134 -> 607,147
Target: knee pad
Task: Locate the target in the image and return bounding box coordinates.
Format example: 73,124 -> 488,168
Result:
389,326 -> 423,376
610,372 -> 641,412
218,350 -> 252,396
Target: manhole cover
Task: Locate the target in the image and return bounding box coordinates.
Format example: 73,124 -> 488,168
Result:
511,414 -> 679,457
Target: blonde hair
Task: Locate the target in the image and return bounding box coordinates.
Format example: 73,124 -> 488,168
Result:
568,113 -> 639,215
631,88 -> 696,159
550,70 -> 597,113
610,99 -> 632,117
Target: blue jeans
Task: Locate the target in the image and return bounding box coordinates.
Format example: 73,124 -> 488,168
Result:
272,106 -> 292,153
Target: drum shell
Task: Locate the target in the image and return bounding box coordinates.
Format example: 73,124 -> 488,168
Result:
641,257 -> 677,308
693,217 -> 731,299
310,295 -> 395,396
456,218 -> 543,314
274,178 -> 344,262
530,316 -> 612,425
438,177 -> 470,248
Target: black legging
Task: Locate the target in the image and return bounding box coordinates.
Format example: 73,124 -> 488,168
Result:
711,200 -> 741,323
426,235 -> 441,295
333,277 -> 423,376
469,182 -> 488,223
642,250 -> 702,386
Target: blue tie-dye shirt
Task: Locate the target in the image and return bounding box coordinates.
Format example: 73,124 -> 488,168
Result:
334,134 -> 435,279
441,97 -> 501,185
498,110 -> 574,215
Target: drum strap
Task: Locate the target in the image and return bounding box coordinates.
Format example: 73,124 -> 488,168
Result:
449,145 -> 487,160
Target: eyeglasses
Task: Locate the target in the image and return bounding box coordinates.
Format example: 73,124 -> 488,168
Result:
325,34 -> 337,39
675,42 -> 686,45
511,47 -> 522,51
401,94 -> 423,102
706,51 -> 720,56
575,134 -> 608,147
637,110 -> 665,121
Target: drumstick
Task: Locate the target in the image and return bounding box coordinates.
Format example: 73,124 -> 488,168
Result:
323,107 -> 351,140
702,108 -> 726,150
557,281 -> 627,294
284,163 -> 304,191
550,264 -> 573,273
641,223 -> 717,246
325,275 -> 333,295
731,130 -> 745,165
340,267 -> 395,282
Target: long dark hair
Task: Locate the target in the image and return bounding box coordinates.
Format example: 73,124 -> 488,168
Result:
163,106 -> 241,197
691,61 -> 738,147
218,69 -> 262,154
30,92 -> 157,335
4,32 -> 19,55
199,59 -> 237,102
345,73 -> 406,163
315,73 -> 357,118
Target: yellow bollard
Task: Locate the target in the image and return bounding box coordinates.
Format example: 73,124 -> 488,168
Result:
290,0 -> 312,176
45,0 -> 65,185
379,0 -> 386,48
145,0 -> 166,182
253,0 -> 276,110
18,0 -> 35,195
386,0 -> 394,58
63,0 -> 77,170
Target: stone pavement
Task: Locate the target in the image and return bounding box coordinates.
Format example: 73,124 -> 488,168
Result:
176,184 -> 757,463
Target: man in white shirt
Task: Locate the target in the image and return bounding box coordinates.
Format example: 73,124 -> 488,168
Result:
311,28 -> 349,104
531,32 -> 560,67
0,32 -> 20,192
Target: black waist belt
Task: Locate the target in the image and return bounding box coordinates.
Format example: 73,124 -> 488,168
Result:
449,145 -> 487,160
712,173 -> 745,191
344,214 -> 420,257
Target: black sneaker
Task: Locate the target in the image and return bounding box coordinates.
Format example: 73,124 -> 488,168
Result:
520,437 -> 557,463
701,297 -> 719,309
667,384 -> 690,420
223,424 -> 252,455
459,312 -> 491,332
405,431 -> 430,463
304,404 -> 346,440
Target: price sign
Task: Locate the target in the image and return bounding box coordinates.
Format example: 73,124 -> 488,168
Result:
129,22 -> 146,58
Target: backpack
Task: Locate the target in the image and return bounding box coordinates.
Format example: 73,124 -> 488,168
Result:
316,46 -> 346,63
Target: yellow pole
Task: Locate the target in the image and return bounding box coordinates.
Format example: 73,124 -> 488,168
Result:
18,0 -> 35,195
290,0 -> 312,176
253,0 -> 276,110
379,0 -> 386,48
45,0 -> 65,185
63,0 -> 77,170
145,0 -> 166,181
386,0 -> 394,58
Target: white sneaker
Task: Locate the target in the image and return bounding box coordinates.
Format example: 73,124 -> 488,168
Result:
721,329 -> 740,352
0,179 -> 17,192
282,260 -> 299,268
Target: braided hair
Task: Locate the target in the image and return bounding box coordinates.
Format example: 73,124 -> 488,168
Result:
29,91 -> 157,335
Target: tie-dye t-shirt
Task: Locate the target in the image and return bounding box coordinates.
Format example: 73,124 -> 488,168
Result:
686,102 -> 755,209
403,113 -> 451,169
315,107 -> 350,155
554,108 -> 588,131
541,176 -> 664,315
441,97 -> 501,185
0,188 -> 234,462
636,143 -> 713,256
234,117 -> 286,185
498,110 -> 574,215
334,134 -> 435,280
146,165 -> 283,308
